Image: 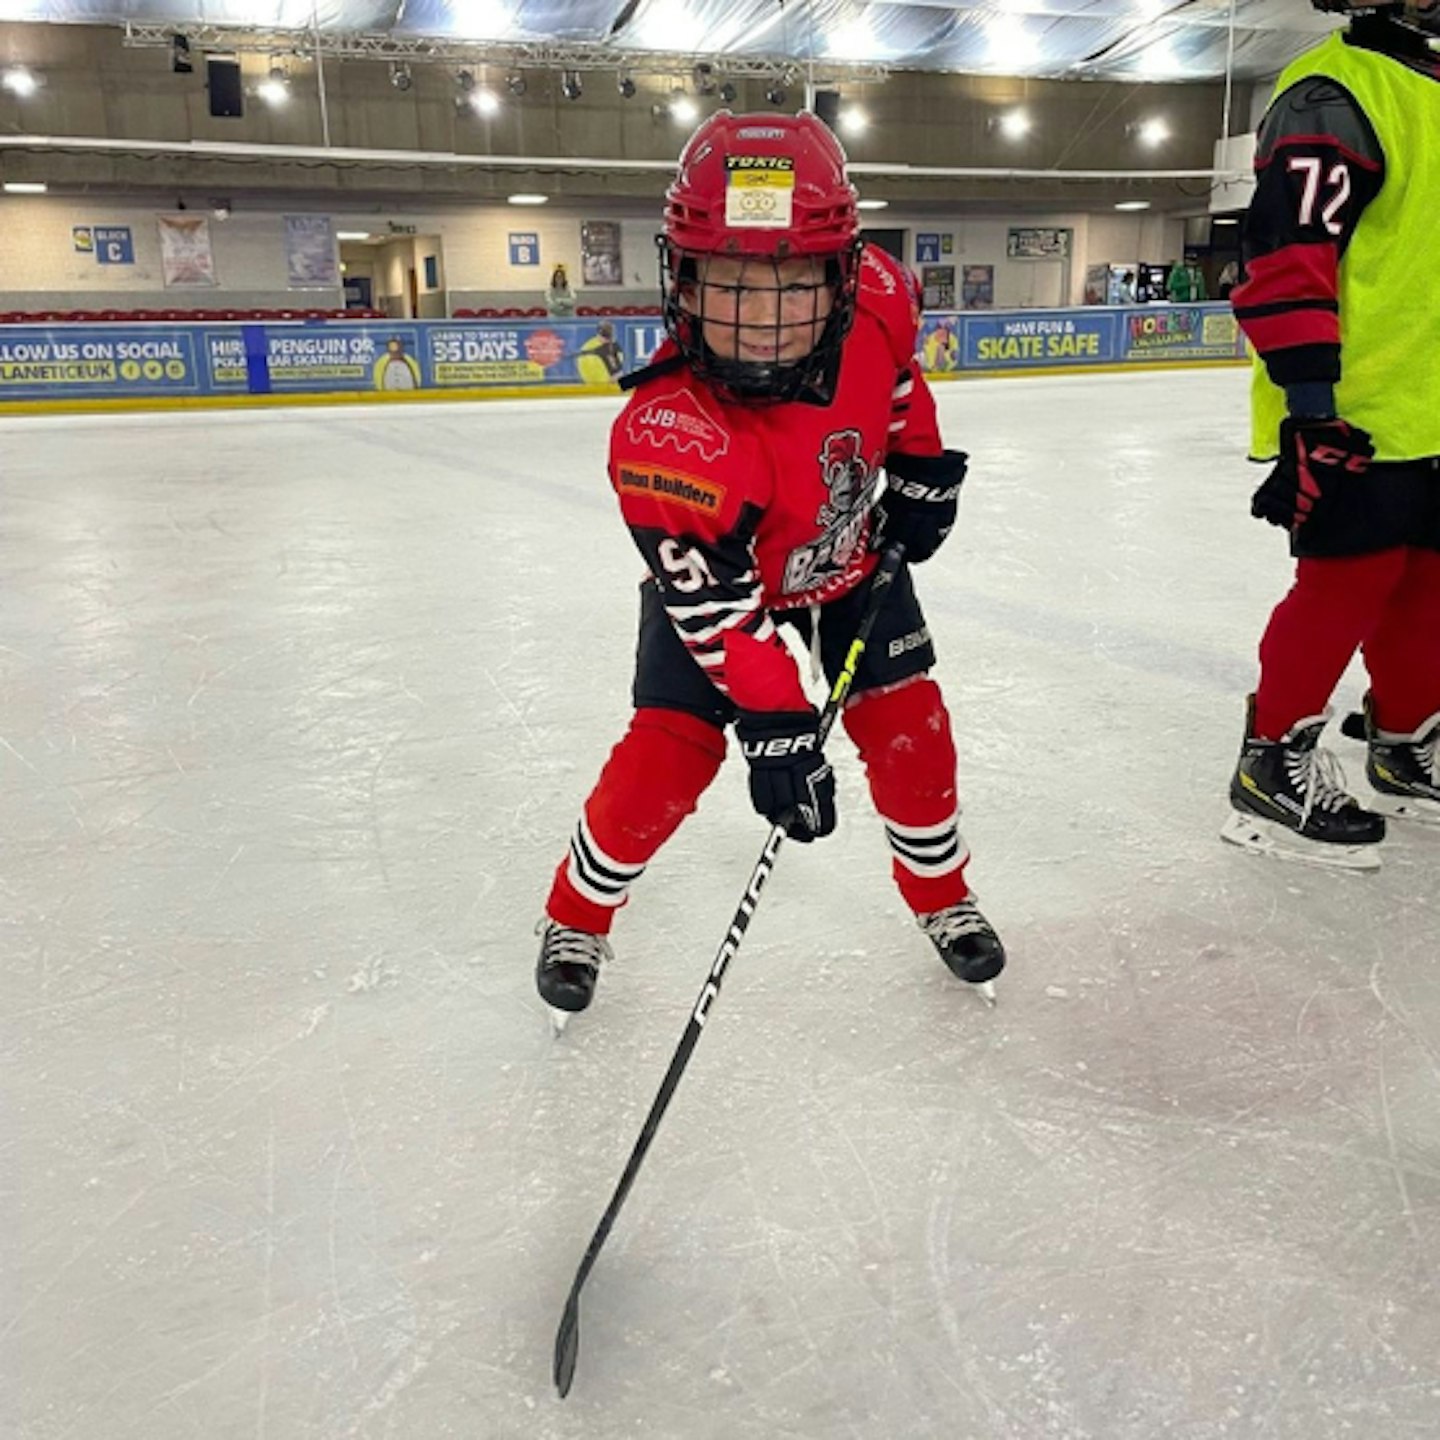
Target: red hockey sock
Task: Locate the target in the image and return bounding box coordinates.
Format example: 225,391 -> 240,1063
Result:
546,708 -> 726,934
1364,547 -> 1440,733
1254,549 -> 1409,740
841,678 -> 971,914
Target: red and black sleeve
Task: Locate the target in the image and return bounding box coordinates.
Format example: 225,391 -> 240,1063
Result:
1231,76 -> 1384,396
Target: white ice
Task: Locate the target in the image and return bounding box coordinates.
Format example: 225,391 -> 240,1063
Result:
2,369 -> 1437,1440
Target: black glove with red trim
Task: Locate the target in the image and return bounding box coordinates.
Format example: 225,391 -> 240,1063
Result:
1250,417 -> 1374,531
873,450 -> 967,564
736,709 -> 836,842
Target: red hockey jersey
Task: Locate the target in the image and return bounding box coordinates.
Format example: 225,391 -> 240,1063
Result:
610,244 -> 944,715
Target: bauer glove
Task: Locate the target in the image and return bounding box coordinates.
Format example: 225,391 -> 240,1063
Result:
736,709 -> 837,843
1250,417 -> 1374,531
873,450 -> 966,564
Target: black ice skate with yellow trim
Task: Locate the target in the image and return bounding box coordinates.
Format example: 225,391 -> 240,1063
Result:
1343,697 -> 1440,827
1221,698 -> 1385,871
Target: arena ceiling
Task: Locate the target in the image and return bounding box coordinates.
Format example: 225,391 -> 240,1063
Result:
0,1 -> 1340,82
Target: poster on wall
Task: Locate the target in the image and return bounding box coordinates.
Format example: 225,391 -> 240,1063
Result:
157,215 -> 217,287
284,215 -> 339,288
961,264 -> 995,309
1006,226 -> 1072,260
580,221 -> 623,286
920,264 -> 955,310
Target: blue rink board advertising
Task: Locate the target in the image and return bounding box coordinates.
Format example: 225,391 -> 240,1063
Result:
0,305 -> 1247,404
0,328 -> 201,399
953,311 -> 1121,370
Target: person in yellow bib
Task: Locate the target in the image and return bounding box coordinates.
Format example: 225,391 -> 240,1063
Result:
1222,0 -> 1440,870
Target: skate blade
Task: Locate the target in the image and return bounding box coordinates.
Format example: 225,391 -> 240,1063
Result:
971,980 -> 997,1008
1219,811 -> 1382,872
1368,793 -> 1440,828
547,1005 -> 575,1036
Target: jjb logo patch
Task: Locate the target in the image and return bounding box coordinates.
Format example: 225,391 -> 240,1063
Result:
625,386 -> 731,464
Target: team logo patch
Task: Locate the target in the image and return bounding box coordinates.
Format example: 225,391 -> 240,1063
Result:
618,465 -> 726,516
626,386 -> 731,464
816,429 -> 869,527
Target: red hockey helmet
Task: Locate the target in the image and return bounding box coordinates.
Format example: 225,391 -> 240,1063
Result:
1311,0 -> 1440,34
658,111 -> 863,403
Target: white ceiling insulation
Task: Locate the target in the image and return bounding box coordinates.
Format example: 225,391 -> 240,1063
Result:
0,1 -> 1342,81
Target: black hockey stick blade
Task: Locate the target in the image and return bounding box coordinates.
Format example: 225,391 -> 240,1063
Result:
554,1289 -> 580,1397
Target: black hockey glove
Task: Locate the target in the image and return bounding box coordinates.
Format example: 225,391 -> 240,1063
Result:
873,450 -> 967,564
1250,417 -> 1374,531
736,709 -> 837,843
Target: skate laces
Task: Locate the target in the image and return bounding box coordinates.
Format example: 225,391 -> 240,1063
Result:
919,902 -> 988,944
1286,741 -> 1352,823
538,920 -> 612,971
1416,726 -> 1440,785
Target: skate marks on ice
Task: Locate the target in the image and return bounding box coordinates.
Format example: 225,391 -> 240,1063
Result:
917,889 -> 1440,1439
5,383 -> 1440,1437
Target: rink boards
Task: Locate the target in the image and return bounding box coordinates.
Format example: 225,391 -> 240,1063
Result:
0,302 -> 1248,411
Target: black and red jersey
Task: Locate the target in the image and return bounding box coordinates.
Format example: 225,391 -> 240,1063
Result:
1231,23 -> 1440,400
609,244 -> 943,715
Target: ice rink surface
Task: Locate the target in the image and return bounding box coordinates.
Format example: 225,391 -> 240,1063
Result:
3,367 -> 1437,1440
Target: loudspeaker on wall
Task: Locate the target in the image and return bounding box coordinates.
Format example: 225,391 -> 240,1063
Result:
813,89 -> 841,129
207,57 -> 243,118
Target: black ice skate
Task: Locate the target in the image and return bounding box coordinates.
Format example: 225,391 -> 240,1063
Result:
1221,700 -> 1385,871
918,900 -> 1006,1005
536,920 -> 613,1033
1357,700 -> 1440,827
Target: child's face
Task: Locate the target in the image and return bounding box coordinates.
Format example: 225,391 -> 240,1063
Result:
685,255 -> 833,365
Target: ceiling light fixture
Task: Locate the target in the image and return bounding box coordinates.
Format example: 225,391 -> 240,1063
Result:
508,193 -> 549,205
257,66 -> 290,105
1,67 -> 39,97
857,198 -> 888,210
1114,200 -> 1152,211
506,71 -> 527,96
997,108 -> 1031,140
390,62 -> 413,92
471,88 -> 501,116
839,106 -> 868,136
3,181 -> 48,194
560,69 -> 583,101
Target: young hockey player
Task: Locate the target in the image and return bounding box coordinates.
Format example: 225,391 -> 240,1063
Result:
1223,0 -> 1440,869
533,111 -> 1006,1019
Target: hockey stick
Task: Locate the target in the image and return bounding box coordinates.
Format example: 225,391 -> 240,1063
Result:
553,542 -> 907,1398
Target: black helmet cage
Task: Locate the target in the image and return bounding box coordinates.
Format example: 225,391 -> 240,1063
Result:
657,237 -> 863,405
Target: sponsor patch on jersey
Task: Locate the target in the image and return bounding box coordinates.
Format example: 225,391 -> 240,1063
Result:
625,386 -> 731,464
725,155 -> 795,228
735,127 -> 786,140
618,465 -> 726,516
